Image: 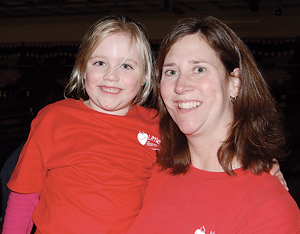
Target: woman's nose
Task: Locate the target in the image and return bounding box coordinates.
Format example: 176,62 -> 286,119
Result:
174,73 -> 193,94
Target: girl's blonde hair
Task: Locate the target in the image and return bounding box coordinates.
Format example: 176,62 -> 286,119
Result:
64,15 -> 153,105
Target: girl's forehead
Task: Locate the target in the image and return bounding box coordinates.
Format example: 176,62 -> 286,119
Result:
99,33 -> 137,50
89,33 -> 141,63
98,32 -> 130,45
92,33 -> 128,51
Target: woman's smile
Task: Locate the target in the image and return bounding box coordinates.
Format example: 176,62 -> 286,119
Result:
177,101 -> 201,109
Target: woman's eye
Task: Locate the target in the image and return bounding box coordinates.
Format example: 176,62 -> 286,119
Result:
95,61 -> 105,66
195,67 -> 205,73
165,70 -> 177,76
121,64 -> 132,69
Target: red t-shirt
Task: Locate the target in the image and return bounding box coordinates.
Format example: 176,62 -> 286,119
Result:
127,164 -> 300,234
8,99 -> 160,234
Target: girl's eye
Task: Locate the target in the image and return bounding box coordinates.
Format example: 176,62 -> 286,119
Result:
95,61 -> 105,66
195,67 -> 205,73
121,64 -> 132,69
165,70 -> 177,76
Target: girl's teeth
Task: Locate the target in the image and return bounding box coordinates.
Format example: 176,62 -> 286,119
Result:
101,87 -> 120,93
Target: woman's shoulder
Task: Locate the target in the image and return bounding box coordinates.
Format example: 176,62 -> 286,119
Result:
240,171 -> 299,214
237,173 -> 300,232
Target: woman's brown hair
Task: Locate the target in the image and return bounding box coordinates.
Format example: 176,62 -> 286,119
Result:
153,15 -> 286,175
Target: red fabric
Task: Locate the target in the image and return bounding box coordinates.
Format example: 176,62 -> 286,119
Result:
2,192 -> 40,234
7,99 -> 160,234
128,164 -> 300,234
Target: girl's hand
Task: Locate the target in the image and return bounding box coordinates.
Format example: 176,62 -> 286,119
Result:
270,162 -> 289,191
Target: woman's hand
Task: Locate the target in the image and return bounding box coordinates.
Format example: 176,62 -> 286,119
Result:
270,162 -> 289,191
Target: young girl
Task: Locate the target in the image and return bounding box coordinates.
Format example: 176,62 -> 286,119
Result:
2,15 -> 160,234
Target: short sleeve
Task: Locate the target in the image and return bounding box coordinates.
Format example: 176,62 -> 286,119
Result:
237,198 -> 300,233
7,121 -> 47,194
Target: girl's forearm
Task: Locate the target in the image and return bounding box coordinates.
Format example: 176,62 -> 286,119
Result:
2,191 -> 40,234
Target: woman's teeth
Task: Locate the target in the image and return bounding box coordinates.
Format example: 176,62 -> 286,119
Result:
178,102 -> 201,109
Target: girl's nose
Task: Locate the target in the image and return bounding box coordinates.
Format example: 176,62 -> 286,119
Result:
103,67 -> 120,82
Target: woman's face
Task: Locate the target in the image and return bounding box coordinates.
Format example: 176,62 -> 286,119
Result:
160,34 -> 239,139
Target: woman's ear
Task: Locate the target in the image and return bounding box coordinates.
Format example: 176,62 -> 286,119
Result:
230,68 -> 241,97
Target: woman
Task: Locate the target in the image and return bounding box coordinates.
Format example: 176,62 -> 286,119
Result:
127,16 -> 300,233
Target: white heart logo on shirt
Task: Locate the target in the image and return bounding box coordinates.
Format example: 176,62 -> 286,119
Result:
137,132 -> 148,145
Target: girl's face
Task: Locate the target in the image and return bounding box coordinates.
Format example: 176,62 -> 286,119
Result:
160,34 -> 239,139
84,32 -> 144,116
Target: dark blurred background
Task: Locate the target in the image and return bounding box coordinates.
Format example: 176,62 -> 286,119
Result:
0,0 -> 299,220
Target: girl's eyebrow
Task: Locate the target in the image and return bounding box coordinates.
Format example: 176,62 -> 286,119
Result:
88,55 -> 139,66
162,62 -> 176,68
89,55 -> 105,60
125,58 -> 139,66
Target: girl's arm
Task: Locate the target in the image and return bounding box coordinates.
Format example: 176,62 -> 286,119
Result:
270,162 -> 288,191
2,191 -> 40,234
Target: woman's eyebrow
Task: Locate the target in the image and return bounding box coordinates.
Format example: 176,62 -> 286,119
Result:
189,59 -> 208,64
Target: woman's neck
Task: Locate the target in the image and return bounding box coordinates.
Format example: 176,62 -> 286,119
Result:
188,136 -> 224,172
187,131 -> 241,172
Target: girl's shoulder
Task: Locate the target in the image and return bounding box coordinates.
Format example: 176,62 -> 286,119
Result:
38,98 -> 82,113
34,99 -> 85,123
130,105 -> 159,121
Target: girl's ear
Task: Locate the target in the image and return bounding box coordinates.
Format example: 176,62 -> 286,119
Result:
229,68 -> 241,97
142,77 -> 146,86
